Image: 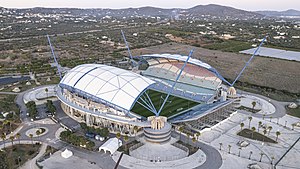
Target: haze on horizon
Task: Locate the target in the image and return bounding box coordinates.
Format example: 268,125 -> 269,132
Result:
1,0 -> 299,11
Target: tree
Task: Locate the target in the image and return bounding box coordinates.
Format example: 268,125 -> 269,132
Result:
186,133 -> 191,145
116,132 -> 121,147
292,123 -> 296,130
228,145 -> 232,154
179,126 -> 183,141
16,133 -> 21,144
259,152 -> 264,162
3,120 -> 11,133
238,147 -> 242,157
123,135 -> 129,153
133,126 -> 138,137
9,136 -> 14,146
249,151 -> 253,159
268,126 -> 273,135
275,131 -> 281,142
271,156 -> 275,164
45,88 -> 49,98
1,133 -> 6,148
192,137 -> 196,144
116,132 -> 121,140
195,132 -> 200,140
36,130 -> 41,140
263,129 -> 267,136
263,114 -> 266,120
219,142 -> 223,150
248,116 -> 253,128
29,134 -> 33,145
240,122 -> 244,131
258,121 -> 262,132
251,127 -> 256,138
269,116 -> 273,122
251,101 -> 256,111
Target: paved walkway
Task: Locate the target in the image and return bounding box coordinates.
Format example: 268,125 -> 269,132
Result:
237,90 -> 287,118
130,138 -> 188,161
114,149 -> 206,169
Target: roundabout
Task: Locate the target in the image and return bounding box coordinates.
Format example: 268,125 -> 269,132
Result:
25,127 -> 48,138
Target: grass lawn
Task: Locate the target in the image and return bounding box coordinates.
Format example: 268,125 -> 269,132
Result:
237,128 -> 277,143
130,90 -> 199,118
0,144 -> 41,169
286,106 -> 300,118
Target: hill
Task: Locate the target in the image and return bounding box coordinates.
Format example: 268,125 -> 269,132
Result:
0,4 -> 263,20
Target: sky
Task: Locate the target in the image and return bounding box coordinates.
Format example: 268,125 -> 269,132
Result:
1,0 -> 299,11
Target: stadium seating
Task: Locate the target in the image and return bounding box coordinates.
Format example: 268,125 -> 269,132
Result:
143,62 -> 222,90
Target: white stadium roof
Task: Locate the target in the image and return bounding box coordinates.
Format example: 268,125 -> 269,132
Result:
59,64 -> 155,111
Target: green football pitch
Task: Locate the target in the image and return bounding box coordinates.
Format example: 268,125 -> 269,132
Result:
130,90 -> 200,118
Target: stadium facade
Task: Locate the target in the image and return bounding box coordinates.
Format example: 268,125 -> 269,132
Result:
57,54 -> 237,135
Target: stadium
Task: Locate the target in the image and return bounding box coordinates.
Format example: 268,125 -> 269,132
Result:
56,53 -> 238,138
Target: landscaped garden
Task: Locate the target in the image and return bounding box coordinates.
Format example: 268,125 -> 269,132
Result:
237,128 -> 277,143
0,143 -> 41,169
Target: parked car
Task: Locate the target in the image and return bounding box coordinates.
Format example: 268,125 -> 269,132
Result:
85,133 -> 95,138
95,135 -> 105,141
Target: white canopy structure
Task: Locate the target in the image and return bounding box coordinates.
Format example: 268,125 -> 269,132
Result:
61,149 -> 73,159
99,138 -> 122,154
59,64 -> 155,111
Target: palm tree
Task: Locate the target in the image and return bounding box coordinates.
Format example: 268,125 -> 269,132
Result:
192,137 -> 196,144
195,132 -> 200,140
268,126 -> 273,135
269,116 -> 272,122
45,88 -> 49,98
133,126 -> 138,137
116,132 -> 121,140
219,143 -> 223,150
9,136 -> 14,146
36,130 -> 41,140
259,152 -> 264,162
271,156 -> 275,164
251,127 -> 256,138
29,134 -> 33,145
258,121 -> 262,132
275,131 -> 281,142
248,151 -> 253,159
240,122 -> 244,131
248,116 -> 253,128
251,101 -> 256,111
123,135 -> 129,153
263,114 -> 266,120
238,147 -> 242,157
1,133 -> 6,148
263,129 -> 267,136
292,123 -> 296,130
186,133 -> 191,144
228,145 -> 232,154
16,133 -> 21,144
179,126 -> 183,141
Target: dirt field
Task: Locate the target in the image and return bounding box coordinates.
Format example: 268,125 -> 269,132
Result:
126,43 -> 300,94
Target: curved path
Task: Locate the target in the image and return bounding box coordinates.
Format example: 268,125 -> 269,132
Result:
237,90 -> 288,118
